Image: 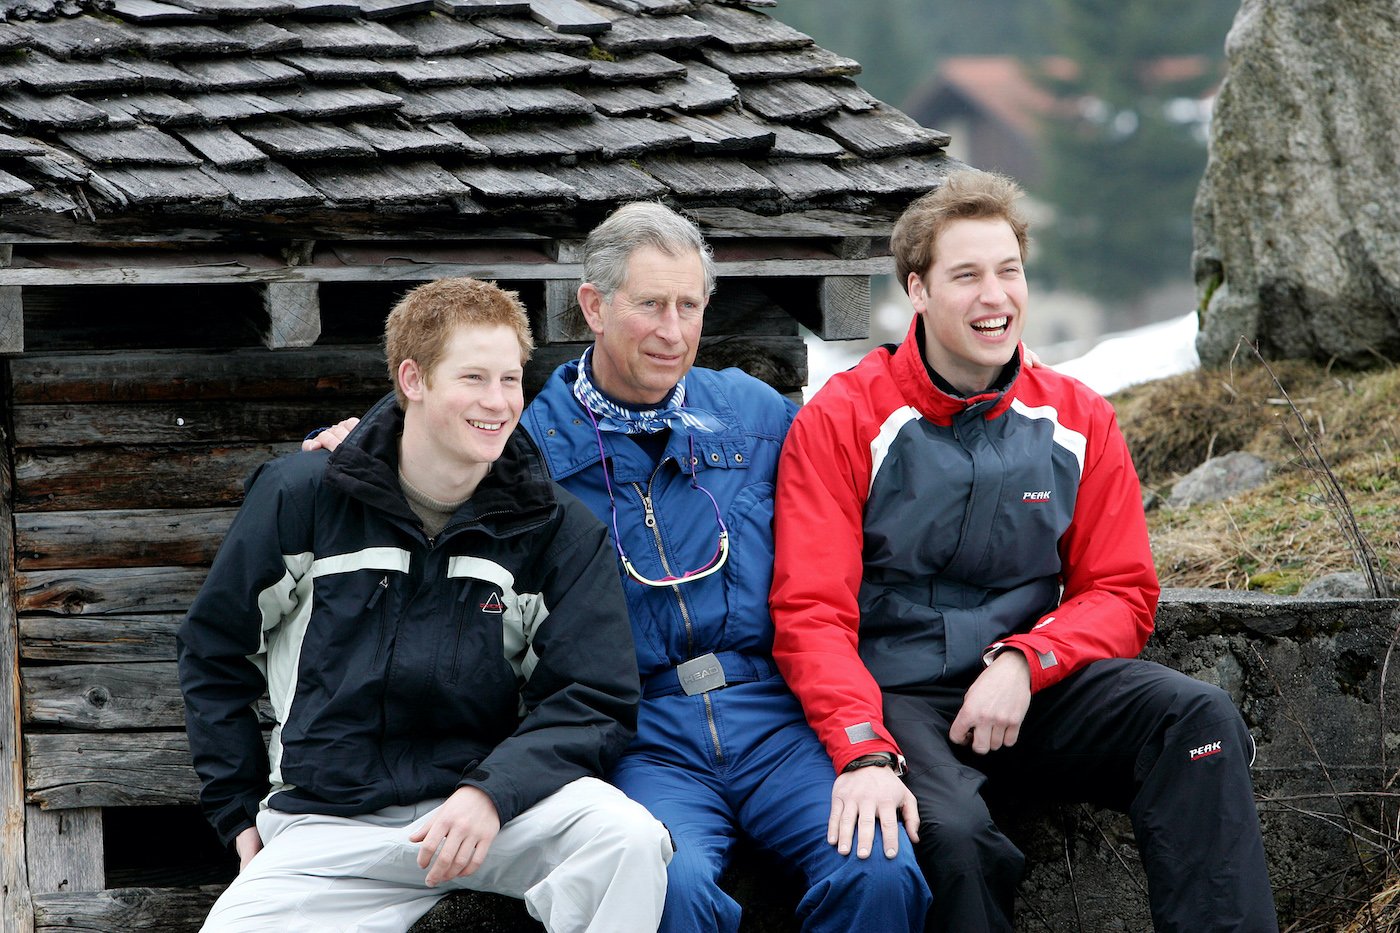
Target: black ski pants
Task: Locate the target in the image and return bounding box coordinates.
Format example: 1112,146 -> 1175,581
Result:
883,658 -> 1278,933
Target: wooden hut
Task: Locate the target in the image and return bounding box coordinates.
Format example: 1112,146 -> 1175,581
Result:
0,0 -> 957,929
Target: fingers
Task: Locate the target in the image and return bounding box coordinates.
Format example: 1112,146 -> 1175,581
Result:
901,789 -> 921,845
836,798 -> 858,856
416,825 -> 493,886
877,806 -> 899,858
826,798 -> 842,847
855,804 -> 877,859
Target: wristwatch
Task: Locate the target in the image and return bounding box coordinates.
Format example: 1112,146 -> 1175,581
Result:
842,752 -> 905,776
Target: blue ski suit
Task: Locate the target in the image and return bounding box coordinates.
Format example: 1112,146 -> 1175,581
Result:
524,360 -> 930,932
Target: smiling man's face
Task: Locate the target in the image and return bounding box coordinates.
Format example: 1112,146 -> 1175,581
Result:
908,216 -> 1028,396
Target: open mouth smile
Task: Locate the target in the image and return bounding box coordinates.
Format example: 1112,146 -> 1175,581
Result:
971,316 -> 1009,336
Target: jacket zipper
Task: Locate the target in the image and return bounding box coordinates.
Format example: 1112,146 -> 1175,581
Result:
367,575 -> 390,663
633,473 -> 725,764
449,584 -> 471,682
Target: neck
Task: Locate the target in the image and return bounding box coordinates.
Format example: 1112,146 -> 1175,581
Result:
398,419 -> 490,502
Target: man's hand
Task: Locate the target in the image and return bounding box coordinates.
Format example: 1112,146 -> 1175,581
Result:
1022,344 -> 1046,369
301,417 -> 359,453
828,764 -> 919,859
409,786 -> 501,887
949,650 -> 1032,755
234,825 -> 263,872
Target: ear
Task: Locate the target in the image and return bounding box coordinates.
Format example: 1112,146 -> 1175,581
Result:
398,358 -> 427,404
907,272 -> 928,314
577,283 -> 607,337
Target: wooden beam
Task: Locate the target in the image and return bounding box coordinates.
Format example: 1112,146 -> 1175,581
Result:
815,276 -> 872,341
20,614 -> 183,663
25,807 -> 103,894
2,393 -> 35,931
1,286 -> 22,355
33,885 -> 223,933
542,280 -> 589,343
0,257 -> 890,287
17,567 -> 208,617
261,283 -> 322,349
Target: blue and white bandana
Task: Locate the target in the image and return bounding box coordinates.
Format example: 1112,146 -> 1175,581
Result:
572,347 -> 721,435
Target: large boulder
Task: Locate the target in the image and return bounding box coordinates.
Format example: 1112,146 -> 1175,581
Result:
1193,0 -> 1400,367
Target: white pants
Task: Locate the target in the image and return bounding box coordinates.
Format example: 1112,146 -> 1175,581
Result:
203,777 -> 672,933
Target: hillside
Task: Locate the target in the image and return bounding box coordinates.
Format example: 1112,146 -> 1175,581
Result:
1113,360 -> 1400,594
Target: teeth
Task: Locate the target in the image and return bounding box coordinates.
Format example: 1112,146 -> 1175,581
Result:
469,421 -> 502,431
972,317 -> 1008,332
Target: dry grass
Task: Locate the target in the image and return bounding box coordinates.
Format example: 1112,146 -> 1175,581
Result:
1113,361 -> 1400,593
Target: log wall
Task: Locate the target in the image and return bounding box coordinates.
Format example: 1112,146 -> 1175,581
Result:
3,254 -> 845,931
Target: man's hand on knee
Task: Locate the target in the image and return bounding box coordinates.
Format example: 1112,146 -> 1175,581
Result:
302,417 -> 359,452
410,786 -> 501,886
234,825 -> 263,872
950,650 -> 1032,755
829,766 -> 919,860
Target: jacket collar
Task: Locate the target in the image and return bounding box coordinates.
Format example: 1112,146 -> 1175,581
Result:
890,317 -> 1022,425
324,392 -> 557,538
529,360 -> 750,484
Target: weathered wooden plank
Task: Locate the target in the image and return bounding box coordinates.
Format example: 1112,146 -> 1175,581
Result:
32,885 -> 223,932
585,83 -> 667,116
389,14 -> 503,55
109,0 -> 215,24
356,0 -> 435,16
765,122 -> 847,159
688,206 -> 899,238
475,13 -> 592,49
0,256 -> 888,288
25,732 -> 202,808
278,19 -> 418,57
302,160 -> 470,206
434,0 -> 531,14
0,51 -> 140,95
526,0 -> 611,34
23,661 -> 186,729
173,125 -> 268,169
175,57 -> 301,90
13,444 -> 299,512
699,46 -> 860,81
11,347 -> 386,405
0,91 -> 109,131
596,12 -> 710,53
200,164 -> 324,210
125,23 -> 250,58
96,92 -> 203,127
90,166 -> 230,208
396,85 -> 511,121
1,285 -> 21,354
17,568 -> 209,617
739,79 -> 839,122
689,1 -> 811,51
16,508 -> 234,570
13,14 -> 144,57
586,51 -> 685,84
262,282 -> 322,349
548,160 -> 667,202
664,60 -> 740,112
57,127 -> 199,166
543,280 -> 586,343
750,158 -> 851,201
346,120 -> 462,156
667,110 -> 773,154
13,400 -> 382,448
183,90 -> 290,123
0,167 -> 35,198
2,405 -> 34,931
25,807 -> 104,894
641,156 -> 779,199
20,614 -> 184,662
821,107 -> 950,158
277,52 -> 400,82
454,163 -> 576,201
223,21 -> 302,54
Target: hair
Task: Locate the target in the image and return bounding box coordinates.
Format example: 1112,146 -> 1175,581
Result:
582,201 -> 717,300
891,170 -> 1031,290
384,277 -> 534,408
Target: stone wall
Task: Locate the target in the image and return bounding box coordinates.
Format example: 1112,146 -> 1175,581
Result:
413,590 -> 1400,932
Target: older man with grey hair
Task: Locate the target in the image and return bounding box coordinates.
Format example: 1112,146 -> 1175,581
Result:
312,202 -> 930,932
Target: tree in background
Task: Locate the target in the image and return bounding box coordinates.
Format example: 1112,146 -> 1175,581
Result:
1032,0 -> 1234,307
771,0 -> 1237,311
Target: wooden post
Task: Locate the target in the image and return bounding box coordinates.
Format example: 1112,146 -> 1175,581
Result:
2,365 -> 35,931
0,287 -> 21,356
261,283 -> 322,349
815,276 -> 871,340
25,807 -> 103,894
542,240 -> 589,343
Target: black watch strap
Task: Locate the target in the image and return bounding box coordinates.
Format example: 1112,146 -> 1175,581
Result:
843,753 -> 899,774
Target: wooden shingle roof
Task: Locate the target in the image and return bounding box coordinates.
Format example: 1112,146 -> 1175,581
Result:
0,0 -> 956,240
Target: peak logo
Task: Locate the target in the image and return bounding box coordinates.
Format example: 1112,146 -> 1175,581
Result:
1022,490 -> 1052,502
1189,741 -> 1223,762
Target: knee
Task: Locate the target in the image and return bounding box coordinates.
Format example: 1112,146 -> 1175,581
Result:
916,808 -> 1020,876
660,843 -> 740,932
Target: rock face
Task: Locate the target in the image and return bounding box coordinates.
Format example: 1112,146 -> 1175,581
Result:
1168,450 -> 1272,508
1193,0 -> 1400,367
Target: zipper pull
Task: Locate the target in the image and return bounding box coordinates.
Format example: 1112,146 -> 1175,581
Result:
366,575 -> 389,609
640,494 -> 657,528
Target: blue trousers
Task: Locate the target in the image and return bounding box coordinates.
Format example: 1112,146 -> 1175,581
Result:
612,675 -> 931,933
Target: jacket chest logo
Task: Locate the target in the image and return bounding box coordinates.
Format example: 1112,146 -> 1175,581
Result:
478,591 -> 505,614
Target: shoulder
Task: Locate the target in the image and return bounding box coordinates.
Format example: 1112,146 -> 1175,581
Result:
1013,366 -> 1120,431
688,366 -> 796,427
794,346 -> 899,431
248,449 -> 330,497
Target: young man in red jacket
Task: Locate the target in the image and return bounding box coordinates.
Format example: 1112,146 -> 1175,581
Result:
770,171 -> 1277,931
